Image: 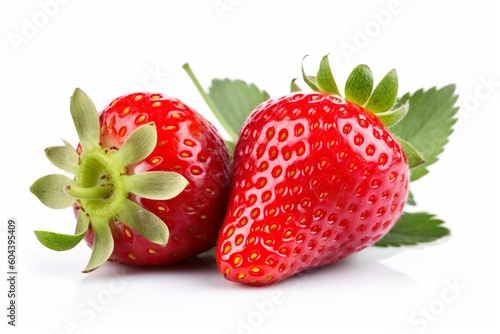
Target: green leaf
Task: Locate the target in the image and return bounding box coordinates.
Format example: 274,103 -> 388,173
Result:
30,174 -> 76,209
390,85 -> 459,181
375,212 -> 450,247
364,69 -> 398,113
113,122 -> 157,168
70,88 -> 100,152
83,216 -> 114,273
376,102 -> 409,128
396,136 -> 426,169
406,190 -> 416,206
208,79 -> 270,142
345,64 -> 373,106
124,172 -> 189,200
316,55 -> 340,95
225,140 -> 236,154
34,229 -> 87,251
45,140 -> 79,175
117,200 -> 169,246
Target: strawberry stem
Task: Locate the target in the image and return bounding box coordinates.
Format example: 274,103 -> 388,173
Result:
64,184 -> 114,200
182,63 -> 239,142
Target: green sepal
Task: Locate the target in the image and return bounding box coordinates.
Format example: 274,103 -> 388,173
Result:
123,172 -> 189,200
290,78 -> 302,92
30,174 -> 76,209
83,216 -> 114,273
34,229 -> 87,251
396,136 -> 426,169
316,55 -> 340,95
35,211 -> 89,251
70,88 -> 100,152
113,122 -> 157,168
45,140 -> 79,175
364,69 -> 398,113
301,56 -> 320,92
377,102 -> 409,128
344,64 -> 373,106
116,200 -> 170,246
75,210 -> 91,234
298,55 -> 399,115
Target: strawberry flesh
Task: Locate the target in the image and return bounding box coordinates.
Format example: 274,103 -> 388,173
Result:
217,92 -> 409,285
84,92 -> 231,265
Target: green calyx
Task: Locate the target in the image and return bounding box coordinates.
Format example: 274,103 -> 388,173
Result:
296,55 -> 400,119
30,88 -> 189,272
295,55 -> 425,169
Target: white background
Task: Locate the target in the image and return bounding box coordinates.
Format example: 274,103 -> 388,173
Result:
1,0 -> 499,333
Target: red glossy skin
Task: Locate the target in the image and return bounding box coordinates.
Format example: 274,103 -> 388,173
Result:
83,92 -> 231,266
217,92 -> 409,285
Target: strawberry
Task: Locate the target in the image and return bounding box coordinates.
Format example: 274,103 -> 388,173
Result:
216,56 -> 417,285
31,89 -> 231,272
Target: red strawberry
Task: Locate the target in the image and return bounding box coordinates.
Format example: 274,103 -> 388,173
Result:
216,57 -> 413,285
31,88 -> 231,272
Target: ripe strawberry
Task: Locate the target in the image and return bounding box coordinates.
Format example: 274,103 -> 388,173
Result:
31,88 -> 231,272
216,56 -> 414,285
